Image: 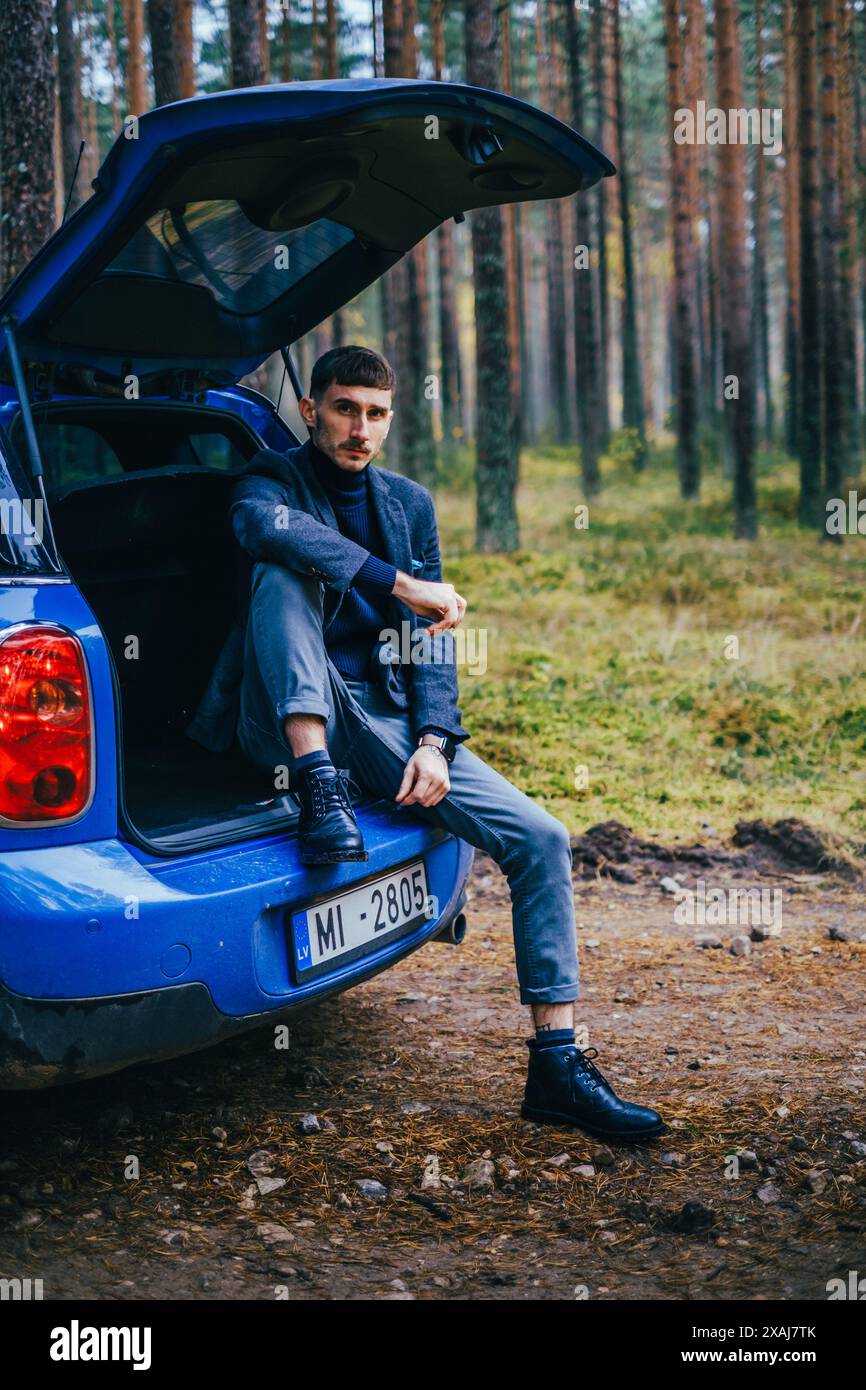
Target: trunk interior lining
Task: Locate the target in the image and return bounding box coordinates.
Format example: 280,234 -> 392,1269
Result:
36,403 -> 301,844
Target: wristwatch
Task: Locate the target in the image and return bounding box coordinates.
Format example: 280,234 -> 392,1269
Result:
417,733 -> 456,764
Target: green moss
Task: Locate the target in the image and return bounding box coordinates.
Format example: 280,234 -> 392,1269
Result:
433,444 -> 866,847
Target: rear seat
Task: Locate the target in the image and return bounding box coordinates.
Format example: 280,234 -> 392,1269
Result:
51,468 -> 244,749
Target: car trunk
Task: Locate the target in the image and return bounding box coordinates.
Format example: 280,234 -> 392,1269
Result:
25,400 -> 308,850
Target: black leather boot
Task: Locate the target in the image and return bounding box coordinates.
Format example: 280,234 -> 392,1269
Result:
289,764 -> 368,865
521,1041 -> 668,1142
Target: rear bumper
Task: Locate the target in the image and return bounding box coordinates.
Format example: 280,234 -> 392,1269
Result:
0,808 -> 474,1088
0,885 -> 468,1089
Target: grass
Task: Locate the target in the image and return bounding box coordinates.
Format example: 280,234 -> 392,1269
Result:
432,437 -> 866,849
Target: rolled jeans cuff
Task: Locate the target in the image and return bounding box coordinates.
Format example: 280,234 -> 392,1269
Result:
518,983 -> 580,1007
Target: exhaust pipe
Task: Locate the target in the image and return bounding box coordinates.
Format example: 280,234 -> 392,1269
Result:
432,911 -> 467,945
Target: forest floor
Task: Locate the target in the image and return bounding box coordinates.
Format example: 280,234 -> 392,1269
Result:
1,823 -> 864,1302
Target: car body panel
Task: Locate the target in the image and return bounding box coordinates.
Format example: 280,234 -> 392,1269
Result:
0,819 -> 472,1009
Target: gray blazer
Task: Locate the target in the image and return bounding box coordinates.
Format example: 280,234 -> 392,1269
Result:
185,438 -> 470,754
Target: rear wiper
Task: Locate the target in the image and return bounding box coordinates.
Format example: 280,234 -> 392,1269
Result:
0,316 -> 62,572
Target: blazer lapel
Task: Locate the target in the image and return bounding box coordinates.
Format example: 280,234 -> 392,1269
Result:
290,437 -> 339,529
365,465 -> 413,580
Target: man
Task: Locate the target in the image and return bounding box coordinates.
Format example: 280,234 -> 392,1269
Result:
226,345 -> 667,1143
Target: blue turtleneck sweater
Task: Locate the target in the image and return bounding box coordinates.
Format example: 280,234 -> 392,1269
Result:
312,442 -> 448,744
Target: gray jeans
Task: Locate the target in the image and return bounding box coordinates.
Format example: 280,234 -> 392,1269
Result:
236,560 -> 579,1006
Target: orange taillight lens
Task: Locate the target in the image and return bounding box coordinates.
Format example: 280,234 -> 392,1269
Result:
0,626 -> 93,822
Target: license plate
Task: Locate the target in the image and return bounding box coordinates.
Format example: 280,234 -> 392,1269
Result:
290,859 -> 431,982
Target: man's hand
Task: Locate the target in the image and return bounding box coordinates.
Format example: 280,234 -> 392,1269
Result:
395,746 -> 450,808
392,573 -> 467,637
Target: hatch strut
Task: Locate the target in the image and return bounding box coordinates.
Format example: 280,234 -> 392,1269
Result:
0,316 -> 62,571
280,345 -> 305,406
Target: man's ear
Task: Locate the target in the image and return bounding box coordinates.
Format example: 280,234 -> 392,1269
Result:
298,395 -> 317,430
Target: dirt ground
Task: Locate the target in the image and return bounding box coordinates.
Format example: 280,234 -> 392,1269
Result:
1,821 -> 865,1302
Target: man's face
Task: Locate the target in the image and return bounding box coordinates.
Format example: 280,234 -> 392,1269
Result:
298,381 -> 393,472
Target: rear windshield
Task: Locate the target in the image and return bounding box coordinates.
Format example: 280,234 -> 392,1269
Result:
106,202 -> 355,314
0,429 -> 56,576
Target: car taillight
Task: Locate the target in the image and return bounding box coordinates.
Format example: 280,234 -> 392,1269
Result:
0,625 -> 93,823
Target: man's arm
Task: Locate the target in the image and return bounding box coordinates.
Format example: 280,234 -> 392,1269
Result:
230,473 -> 372,593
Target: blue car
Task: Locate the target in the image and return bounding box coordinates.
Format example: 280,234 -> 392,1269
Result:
0,79 -> 611,1088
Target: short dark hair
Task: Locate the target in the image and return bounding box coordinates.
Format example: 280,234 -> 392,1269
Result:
309,345 -> 396,400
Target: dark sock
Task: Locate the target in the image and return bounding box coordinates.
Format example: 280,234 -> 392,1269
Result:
533,1027 -> 576,1050
293,749 -> 334,774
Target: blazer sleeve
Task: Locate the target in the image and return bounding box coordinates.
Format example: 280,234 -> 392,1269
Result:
230,473 -> 372,593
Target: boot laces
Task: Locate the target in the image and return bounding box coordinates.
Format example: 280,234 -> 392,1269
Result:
307,766 -> 362,817
570,1046 -> 606,1095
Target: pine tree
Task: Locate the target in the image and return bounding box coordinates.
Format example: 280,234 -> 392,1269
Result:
0,0 -> 56,288
466,0 -> 519,549
715,0 -> 757,537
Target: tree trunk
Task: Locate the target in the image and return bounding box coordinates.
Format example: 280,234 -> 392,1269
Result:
500,0 -> 524,450
591,0 -> 611,449
663,0 -> 700,498
753,0 -> 774,445
175,0 -> 196,98
858,1 -> 866,440
539,0 -> 570,442
684,0 -> 712,430
56,0 -> 84,218
148,0 -> 181,106
837,0 -> 859,436
326,0 -> 339,79
466,0 -> 519,550
81,0 -> 101,186
105,0 -> 122,133
514,18 -> 533,443
229,0 -> 271,395
372,0 -> 382,77
259,0 -> 270,82
310,0 -> 321,78
377,0 -> 436,485
783,0 -> 801,457
229,0 -> 266,86
431,0 -> 463,457
714,0 -> 757,538
819,0 -> 846,511
326,0 -> 343,345
797,0 -> 823,524
123,0 -> 148,114
0,0 -> 56,288
379,0 -> 402,393
565,0 -> 602,494
612,0 -> 647,468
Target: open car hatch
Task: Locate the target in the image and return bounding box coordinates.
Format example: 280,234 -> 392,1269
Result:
0,79 -> 613,388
